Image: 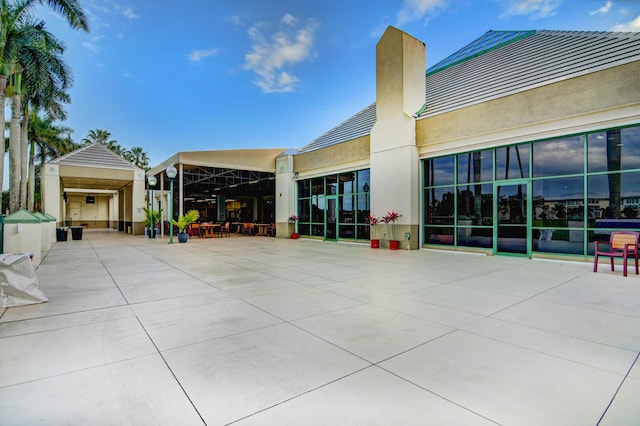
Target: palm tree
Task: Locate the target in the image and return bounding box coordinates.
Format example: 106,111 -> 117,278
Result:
82,129 -> 126,156
123,146 -> 150,170
0,0 -> 88,212
14,18 -> 71,210
26,86 -> 72,210
28,113 -> 75,210
82,129 -> 115,145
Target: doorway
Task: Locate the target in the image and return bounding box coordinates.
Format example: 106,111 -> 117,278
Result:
495,182 -> 530,256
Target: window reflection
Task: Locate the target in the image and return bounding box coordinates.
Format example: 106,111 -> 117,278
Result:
425,156 -> 455,186
533,136 -> 583,177
496,144 -> 529,180
588,126 -> 640,172
588,172 -> 640,227
339,172 -> 355,194
298,180 -> 310,198
297,199 -> 310,222
311,178 -> 324,195
457,150 -> 493,184
425,186 -> 455,225
311,195 -> 324,222
457,183 -> 493,226
533,176 -> 584,227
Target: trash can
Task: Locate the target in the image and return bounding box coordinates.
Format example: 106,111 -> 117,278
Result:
56,227 -> 68,242
70,226 -> 83,240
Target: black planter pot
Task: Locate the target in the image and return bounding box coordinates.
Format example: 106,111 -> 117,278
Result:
178,232 -> 189,243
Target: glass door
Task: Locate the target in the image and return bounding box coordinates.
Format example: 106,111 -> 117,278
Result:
326,196 -> 337,240
495,182 -> 530,256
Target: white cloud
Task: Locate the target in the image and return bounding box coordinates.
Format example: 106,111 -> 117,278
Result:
282,13 -> 296,26
612,15 -> 640,31
396,0 -> 449,26
590,1 -> 613,15
243,15 -> 318,93
121,7 -> 138,20
502,0 -> 561,18
188,48 -> 221,62
82,41 -> 100,52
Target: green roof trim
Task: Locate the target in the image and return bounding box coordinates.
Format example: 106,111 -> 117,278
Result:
426,30 -> 536,76
33,212 -> 51,222
4,209 -> 41,223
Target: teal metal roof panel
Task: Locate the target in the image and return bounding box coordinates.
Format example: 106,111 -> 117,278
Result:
427,30 -> 535,75
4,209 -> 41,223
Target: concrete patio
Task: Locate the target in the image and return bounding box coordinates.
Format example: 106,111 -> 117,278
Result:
1,229 -> 639,425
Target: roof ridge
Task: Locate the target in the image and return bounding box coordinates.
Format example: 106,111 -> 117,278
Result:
50,142 -> 140,170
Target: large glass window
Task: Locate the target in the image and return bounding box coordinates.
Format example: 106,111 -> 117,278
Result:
457,183 -> 493,226
496,144 -> 530,180
588,127 -> 640,172
588,172 -> 640,227
425,187 -> 455,225
423,124 -> 639,256
533,136 -> 584,177
296,169 -> 370,240
532,176 -> 584,227
457,150 -> 493,184
425,156 -> 455,186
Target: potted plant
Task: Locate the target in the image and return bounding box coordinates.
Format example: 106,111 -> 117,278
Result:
288,215 -> 298,239
143,207 -> 163,238
171,210 -> 200,243
382,211 -> 401,250
368,214 -> 380,248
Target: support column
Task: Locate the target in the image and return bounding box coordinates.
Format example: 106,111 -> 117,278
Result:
275,150 -> 296,238
370,26 -> 425,249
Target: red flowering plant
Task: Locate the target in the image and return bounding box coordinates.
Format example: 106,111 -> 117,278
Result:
367,214 -> 380,239
288,215 -> 298,223
382,211 -> 401,241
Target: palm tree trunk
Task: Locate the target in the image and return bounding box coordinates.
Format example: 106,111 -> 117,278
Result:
0,74 -> 7,199
9,91 -> 22,213
28,136 -> 36,211
20,109 -> 29,209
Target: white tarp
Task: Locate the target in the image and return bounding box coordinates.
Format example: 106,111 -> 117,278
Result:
0,253 -> 48,307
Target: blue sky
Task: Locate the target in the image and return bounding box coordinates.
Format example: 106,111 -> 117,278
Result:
38,0 -> 640,166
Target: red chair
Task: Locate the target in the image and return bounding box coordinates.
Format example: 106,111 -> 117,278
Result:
188,223 -> 201,238
593,231 -> 639,277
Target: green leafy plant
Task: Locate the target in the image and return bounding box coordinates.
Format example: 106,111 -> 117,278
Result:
143,207 -> 163,228
171,210 -> 200,233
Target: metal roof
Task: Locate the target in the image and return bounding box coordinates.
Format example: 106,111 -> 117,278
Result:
297,30 -> 640,153
296,103 -> 376,154
421,30 -> 640,117
49,142 -> 140,170
427,30 -> 535,74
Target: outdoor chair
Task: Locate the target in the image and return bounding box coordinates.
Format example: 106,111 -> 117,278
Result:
188,223 -> 201,238
220,222 -> 231,237
593,231 -> 639,277
266,223 -> 275,237
242,223 -> 255,236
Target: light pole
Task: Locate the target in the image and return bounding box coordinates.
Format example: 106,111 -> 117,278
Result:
147,175 -> 157,238
166,164 -> 177,244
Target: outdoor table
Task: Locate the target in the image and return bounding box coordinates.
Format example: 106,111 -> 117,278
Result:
200,223 -> 221,238
255,223 -> 270,236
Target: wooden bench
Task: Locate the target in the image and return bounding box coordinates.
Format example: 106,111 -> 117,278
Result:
593,231 -> 639,277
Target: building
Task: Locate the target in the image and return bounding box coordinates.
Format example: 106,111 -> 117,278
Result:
47,26 -> 640,259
